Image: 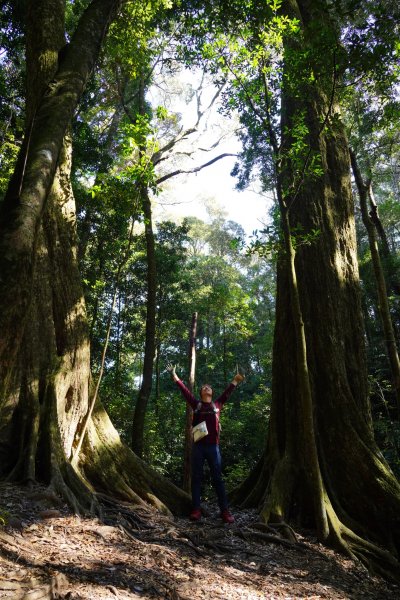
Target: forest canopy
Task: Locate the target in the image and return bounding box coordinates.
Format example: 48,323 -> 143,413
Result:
0,0 -> 400,583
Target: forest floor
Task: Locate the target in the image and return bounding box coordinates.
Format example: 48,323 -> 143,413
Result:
0,483 -> 399,600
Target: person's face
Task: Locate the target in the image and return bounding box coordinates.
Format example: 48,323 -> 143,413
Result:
200,384 -> 213,402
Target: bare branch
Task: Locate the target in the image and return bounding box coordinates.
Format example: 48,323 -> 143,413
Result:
153,127 -> 198,164
153,77 -> 227,165
198,129 -> 237,152
156,152 -> 237,185
194,71 -> 206,125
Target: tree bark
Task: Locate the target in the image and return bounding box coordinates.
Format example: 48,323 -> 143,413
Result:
154,342 -> 161,413
25,0 -> 66,127
233,0 -> 400,581
0,0 -> 191,517
0,0 -> 123,384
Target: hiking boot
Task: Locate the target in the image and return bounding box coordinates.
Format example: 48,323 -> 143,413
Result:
221,509 -> 234,524
189,508 -> 202,521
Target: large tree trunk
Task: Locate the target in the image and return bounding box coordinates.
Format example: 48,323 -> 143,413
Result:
0,0 -> 190,517
234,0 -> 400,580
0,0 -> 123,377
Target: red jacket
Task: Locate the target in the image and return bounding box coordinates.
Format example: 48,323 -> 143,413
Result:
175,379 -> 236,444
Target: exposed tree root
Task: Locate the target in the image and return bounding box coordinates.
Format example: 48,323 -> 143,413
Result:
97,492 -> 156,528
237,446 -> 400,584
253,521 -> 298,543
1,360 -> 191,519
325,504 -> 400,583
78,401 -> 191,516
1,393 -> 191,521
256,479 -> 400,583
237,527 -> 300,550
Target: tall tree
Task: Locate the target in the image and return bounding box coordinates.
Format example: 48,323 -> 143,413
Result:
176,0 -> 400,578
0,0 -> 190,515
231,0 -> 400,579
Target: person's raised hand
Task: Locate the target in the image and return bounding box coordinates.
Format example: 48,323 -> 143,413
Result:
232,372 -> 245,385
166,363 -> 179,381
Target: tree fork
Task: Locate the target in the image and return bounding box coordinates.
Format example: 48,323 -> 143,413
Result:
0,0 -> 123,385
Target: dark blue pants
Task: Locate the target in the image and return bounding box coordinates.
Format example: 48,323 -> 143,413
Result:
191,443 -> 228,511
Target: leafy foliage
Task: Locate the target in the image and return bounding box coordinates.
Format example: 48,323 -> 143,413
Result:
1,0 -> 399,492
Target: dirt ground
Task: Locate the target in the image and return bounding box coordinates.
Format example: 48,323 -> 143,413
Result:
0,483 -> 398,600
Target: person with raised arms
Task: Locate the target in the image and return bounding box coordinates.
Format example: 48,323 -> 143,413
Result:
167,364 -> 244,523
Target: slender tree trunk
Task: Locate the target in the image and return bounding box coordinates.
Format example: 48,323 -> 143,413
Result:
222,317 -> 227,386
350,149 -> 400,416
154,342 -> 161,415
368,186 -> 394,259
368,184 -> 400,331
183,312 -> 197,493
115,290 -> 122,387
88,251 -> 105,342
131,183 -> 157,457
131,73 -> 158,458
77,106 -> 124,264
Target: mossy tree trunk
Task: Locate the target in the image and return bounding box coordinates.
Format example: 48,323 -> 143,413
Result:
0,0 -> 190,516
233,0 -> 400,581
0,0 -> 123,375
